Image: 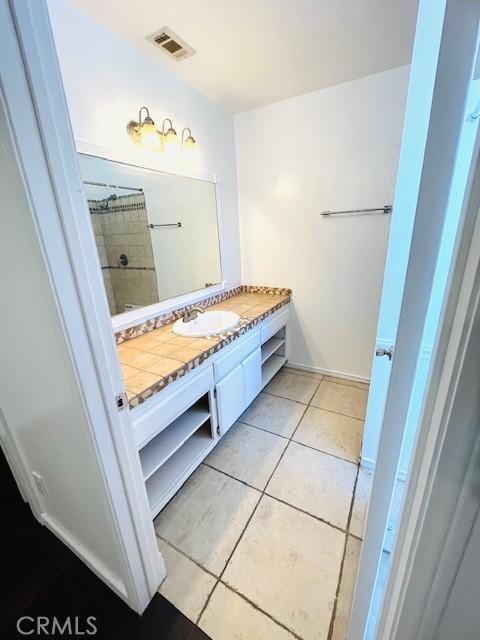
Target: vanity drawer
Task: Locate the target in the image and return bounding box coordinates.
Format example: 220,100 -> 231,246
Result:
214,329 -> 260,381
261,307 -> 289,344
133,365 -> 214,449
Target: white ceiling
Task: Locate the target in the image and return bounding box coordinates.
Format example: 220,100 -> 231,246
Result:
67,0 -> 418,113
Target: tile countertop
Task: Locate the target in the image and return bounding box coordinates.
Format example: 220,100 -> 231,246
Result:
116,287 -> 291,408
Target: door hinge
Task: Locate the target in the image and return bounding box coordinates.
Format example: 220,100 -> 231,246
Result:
115,392 -> 128,411
375,345 -> 394,361
213,388 -> 217,398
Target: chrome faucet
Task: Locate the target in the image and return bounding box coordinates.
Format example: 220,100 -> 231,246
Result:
182,306 -> 205,323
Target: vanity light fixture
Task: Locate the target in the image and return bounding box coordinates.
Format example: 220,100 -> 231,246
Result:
181,127 -> 197,159
127,109 -> 196,157
127,106 -> 161,149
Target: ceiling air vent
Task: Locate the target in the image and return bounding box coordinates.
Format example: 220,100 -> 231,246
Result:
147,27 -> 195,62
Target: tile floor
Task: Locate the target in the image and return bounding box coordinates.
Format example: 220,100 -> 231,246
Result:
153,368 -> 372,640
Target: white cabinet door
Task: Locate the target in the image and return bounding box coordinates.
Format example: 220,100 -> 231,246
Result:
243,347 -> 262,406
216,364 -> 245,434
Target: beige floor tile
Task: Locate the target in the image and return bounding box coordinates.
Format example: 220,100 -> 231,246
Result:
266,442 -> 357,529
264,369 -> 320,404
323,376 -> 370,391
223,495 -> 344,640
200,583 -> 296,640
293,406 -> 363,463
205,422 -> 287,490
311,381 -> 369,420
156,539 -> 216,623
154,465 -> 260,576
331,536 -> 362,640
240,392 -> 306,438
350,466 -> 374,538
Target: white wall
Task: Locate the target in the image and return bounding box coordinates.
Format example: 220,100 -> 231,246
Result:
0,65 -> 127,597
47,0 -> 240,292
235,66 -> 410,379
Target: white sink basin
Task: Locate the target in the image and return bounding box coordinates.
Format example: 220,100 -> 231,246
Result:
172,310 -> 240,338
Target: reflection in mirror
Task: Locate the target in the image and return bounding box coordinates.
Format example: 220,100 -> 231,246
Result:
79,153 -> 222,317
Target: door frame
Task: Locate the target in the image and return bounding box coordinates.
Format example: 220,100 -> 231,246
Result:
349,0 -> 480,637
2,0 -> 164,612
381,131 -> 480,638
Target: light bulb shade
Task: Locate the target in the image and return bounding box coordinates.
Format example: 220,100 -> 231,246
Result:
183,135 -> 196,150
183,136 -> 198,161
139,120 -> 161,148
127,109 -> 161,149
162,128 -> 180,158
181,127 -> 198,160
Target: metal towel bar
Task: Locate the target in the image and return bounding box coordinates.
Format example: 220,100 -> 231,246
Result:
83,180 -> 143,193
321,205 -> 392,217
148,222 -> 182,229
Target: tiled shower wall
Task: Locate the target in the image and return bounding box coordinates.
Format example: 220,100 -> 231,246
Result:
89,193 -> 159,315
90,205 -> 116,314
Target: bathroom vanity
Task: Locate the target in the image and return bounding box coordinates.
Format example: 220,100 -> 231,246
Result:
116,287 -> 291,518
76,148 -> 292,523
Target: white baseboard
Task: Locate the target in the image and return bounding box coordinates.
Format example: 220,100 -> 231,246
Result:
286,361 -> 370,384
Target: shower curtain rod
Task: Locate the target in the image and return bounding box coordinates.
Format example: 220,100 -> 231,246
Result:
83,180 -> 144,193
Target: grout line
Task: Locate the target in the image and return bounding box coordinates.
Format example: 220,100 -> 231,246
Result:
158,532 -> 302,638
307,403 -> 366,422
349,531 -> 363,542
261,388 -> 366,423
202,460 -> 353,536
261,384 -> 320,406
156,534 -> 219,580
201,461 -> 267,491
195,492 -> 263,623
238,417 -> 361,466
200,400 -> 311,627
260,389 -> 310,406
215,581 -> 303,640
327,462 -> 361,640
214,403 -> 309,591
263,492 -> 350,535
236,418 -> 291,440
290,437 -> 360,466
196,578 -> 220,626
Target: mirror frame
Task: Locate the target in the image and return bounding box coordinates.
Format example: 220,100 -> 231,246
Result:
77,140 -> 228,332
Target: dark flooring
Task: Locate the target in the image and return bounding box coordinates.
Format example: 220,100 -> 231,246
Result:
0,449 -> 209,639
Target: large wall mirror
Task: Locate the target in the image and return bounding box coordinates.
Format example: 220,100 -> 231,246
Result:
79,153 -> 222,317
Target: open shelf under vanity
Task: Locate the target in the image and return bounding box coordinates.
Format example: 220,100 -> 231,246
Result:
138,391 -> 216,518
131,305 -> 290,523
261,328 -> 287,388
